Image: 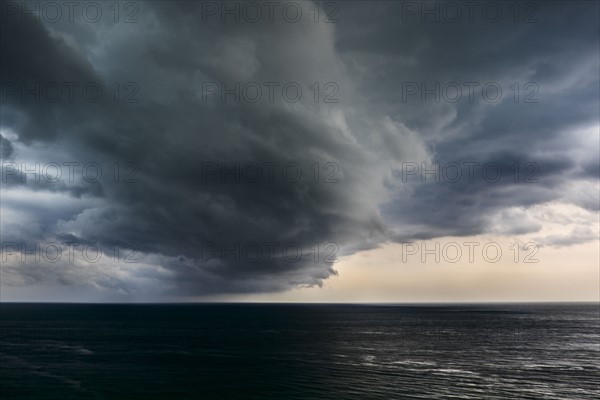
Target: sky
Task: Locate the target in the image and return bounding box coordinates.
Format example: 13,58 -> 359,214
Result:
0,0 -> 599,302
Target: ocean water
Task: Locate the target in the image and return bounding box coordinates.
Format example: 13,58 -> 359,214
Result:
0,303 -> 598,399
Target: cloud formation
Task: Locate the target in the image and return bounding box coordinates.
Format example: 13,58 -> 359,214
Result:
1,0 -> 598,300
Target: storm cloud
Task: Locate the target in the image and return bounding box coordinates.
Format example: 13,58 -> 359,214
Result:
1,0 -> 598,300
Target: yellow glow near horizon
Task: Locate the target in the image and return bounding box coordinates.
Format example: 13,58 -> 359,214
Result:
218,203 -> 599,303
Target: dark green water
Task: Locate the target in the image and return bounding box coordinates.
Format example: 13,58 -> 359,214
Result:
1,303 -> 598,399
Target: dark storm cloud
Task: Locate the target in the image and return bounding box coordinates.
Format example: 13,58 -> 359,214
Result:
331,0 -> 599,240
0,134 -> 13,159
1,0 -> 598,299
0,4 -> 102,144
1,0 -> 390,297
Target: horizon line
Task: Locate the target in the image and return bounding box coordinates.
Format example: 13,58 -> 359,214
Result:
1,300 -> 598,305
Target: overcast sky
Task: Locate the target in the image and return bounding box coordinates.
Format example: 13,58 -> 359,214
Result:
1,0 -> 598,302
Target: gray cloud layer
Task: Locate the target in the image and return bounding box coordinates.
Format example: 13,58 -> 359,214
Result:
1,0 -> 598,300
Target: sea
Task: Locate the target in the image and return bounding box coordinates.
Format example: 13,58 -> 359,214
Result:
0,303 -> 598,399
